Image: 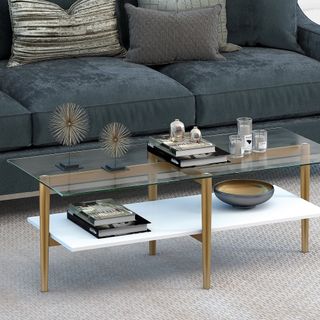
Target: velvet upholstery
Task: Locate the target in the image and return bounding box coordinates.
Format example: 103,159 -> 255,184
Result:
116,0 -> 138,49
158,47 -> 320,127
0,57 -> 194,146
298,6 -> 320,62
0,91 -> 31,151
0,0 -> 12,60
0,0 -> 77,60
226,0 -> 303,53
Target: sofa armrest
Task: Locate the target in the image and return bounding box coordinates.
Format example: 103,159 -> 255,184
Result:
298,6 -> 320,61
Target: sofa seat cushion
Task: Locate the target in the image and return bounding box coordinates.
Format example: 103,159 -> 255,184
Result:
0,57 -> 194,146
0,91 -> 31,151
158,47 -> 320,127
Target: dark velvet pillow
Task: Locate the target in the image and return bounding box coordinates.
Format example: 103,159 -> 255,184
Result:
0,0 -> 78,60
226,0 -> 303,53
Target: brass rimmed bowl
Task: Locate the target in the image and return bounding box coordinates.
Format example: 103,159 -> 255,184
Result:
214,179 -> 274,208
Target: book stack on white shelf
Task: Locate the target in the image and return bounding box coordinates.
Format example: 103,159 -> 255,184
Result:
67,199 -> 150,238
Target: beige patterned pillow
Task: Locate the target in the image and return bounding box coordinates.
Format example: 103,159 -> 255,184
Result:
8,0 -> 125,67
138,0 -> 240,52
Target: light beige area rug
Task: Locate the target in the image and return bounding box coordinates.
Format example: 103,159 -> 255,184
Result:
1,167 -> 320,320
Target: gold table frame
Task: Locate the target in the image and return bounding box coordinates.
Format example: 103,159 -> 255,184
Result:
38,143 -> 311,292
38,152 -> 213,292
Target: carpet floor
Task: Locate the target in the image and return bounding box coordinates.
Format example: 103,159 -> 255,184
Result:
1,167 -> 320,320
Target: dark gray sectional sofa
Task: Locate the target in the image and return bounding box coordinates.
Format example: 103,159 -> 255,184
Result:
0,1 -> 320,197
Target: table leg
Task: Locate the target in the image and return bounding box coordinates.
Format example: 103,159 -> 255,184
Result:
300,164 -> 310,253
300,142 -> 310,253
40,182 -> 50,292
201,177 -> 212,289
148,184 -> 157,255
148,152 -> 158,256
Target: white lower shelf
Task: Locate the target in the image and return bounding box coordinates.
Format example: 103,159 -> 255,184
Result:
28,186 -> 320,252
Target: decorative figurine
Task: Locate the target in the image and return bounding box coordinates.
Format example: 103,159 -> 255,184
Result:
100,122 -> 131,171
170,119 -> 185,142
190,126 -> 202,143
50,103 -> 89,171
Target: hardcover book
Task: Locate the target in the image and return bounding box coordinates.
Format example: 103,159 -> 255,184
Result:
147,144 -> 229,168
67,211 -> 150,239
68,199 -> 136,227
149,134 -> 215,157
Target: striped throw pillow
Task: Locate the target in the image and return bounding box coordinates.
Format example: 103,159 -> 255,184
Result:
8,0 -> 124,67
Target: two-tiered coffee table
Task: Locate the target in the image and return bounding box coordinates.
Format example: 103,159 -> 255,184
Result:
8,128 -> 320,292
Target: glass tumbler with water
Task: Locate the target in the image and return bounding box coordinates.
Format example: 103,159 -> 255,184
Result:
237,117 -> 252,154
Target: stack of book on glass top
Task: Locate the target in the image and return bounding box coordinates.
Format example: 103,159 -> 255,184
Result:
147,134 -> 228,168
67,199 -> 150,239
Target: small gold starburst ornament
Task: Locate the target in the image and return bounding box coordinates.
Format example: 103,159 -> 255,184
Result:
50,103 -> 89,147
50,103 -> 89,171
100,122 -> 131,171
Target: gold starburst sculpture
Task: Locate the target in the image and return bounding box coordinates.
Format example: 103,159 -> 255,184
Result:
100,122 -> 131,158
50,103 -> 89,147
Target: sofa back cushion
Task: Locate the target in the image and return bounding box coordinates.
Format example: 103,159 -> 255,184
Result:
116,0 -> 138,49
0,0 -> 76,60
226,0 -> 303,53
0,1 -> 12,60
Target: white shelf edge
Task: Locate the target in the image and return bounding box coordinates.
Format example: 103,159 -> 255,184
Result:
27,186 -> 320,252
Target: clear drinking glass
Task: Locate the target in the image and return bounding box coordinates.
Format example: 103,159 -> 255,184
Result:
229,135 -> 244,158
237,117 -> 252,154
252,129 -> 268,153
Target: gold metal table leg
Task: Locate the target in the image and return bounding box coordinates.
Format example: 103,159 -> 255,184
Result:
300,143 -> 310,253
148,184 -> 157,255
148,152 -> 158,256
301,219 -> 309,253
149,240 -> 157,256
40,182 -> 50,292
201,177 -> 212,289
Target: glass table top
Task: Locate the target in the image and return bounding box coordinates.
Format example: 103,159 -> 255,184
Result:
8,128 -> 320,197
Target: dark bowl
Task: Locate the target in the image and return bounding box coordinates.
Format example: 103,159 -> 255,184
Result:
214,179 -> 274,208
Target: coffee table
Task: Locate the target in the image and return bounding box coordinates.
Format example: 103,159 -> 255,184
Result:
8,127 -> 320,292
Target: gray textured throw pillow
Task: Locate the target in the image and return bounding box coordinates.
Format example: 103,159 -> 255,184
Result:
8,0 -> 125,67
125,4 -> 224,65
138,0 -> 240,52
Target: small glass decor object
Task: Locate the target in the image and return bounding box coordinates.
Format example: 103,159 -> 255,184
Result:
170,119 -> 185,142
252,129 -> 268,153
229,134 -> 244,158
50,103 -> 89,171
100,122 -> 131,171
237,117 -> 252,154
190,126 -> 202,143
